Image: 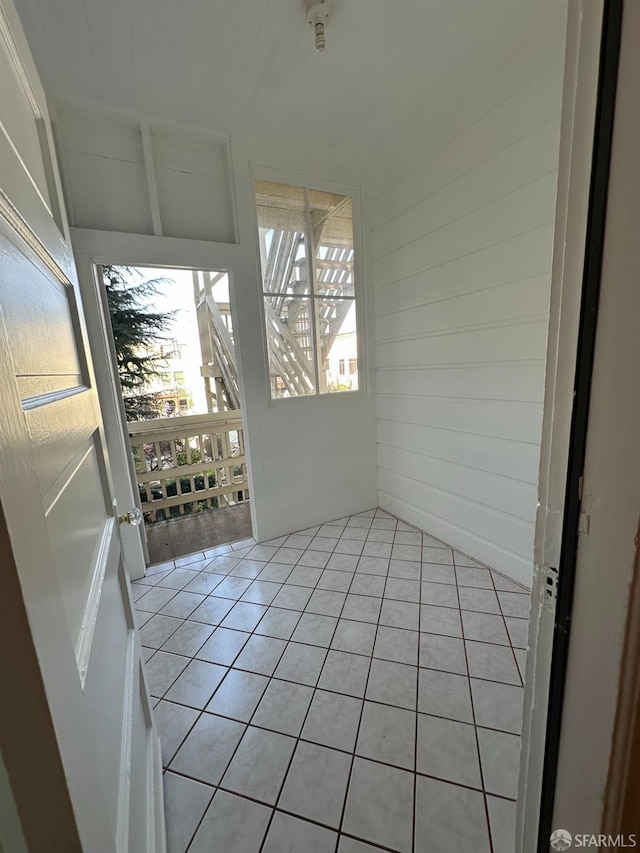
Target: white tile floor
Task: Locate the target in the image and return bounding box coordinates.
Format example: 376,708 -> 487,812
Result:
133,509 -> 530,853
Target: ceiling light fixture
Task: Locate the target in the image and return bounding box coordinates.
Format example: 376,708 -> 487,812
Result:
306,0 -> 332,52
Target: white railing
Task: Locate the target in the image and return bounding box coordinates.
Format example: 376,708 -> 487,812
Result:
127,411 -> 249,522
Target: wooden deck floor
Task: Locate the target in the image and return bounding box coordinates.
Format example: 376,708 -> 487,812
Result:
145,502 -> 252,564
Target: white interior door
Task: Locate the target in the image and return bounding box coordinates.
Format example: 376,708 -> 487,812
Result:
0,2 -> 164,850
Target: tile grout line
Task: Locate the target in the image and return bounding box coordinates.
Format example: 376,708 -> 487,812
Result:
143,611 -> 528,690
137,562 -> 530,597
161,546 -> 303,849
255,548 -> 362,852
455,549 -> 495,853
333,512 -> 395,853
183,522 -> 361,852
253,514 -> 380,852
154,591 -> 525,709
182,607 -> 301,850
146,526 -> 340,847
166,764 -> 406,853
250,533 -> 356,853
411,530 -> 426,853
489,563 -> 526,689
167,758 -> 518,811
160,690 -> 523,742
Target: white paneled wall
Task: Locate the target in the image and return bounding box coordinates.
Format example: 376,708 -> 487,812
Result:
371,5 -> 567,585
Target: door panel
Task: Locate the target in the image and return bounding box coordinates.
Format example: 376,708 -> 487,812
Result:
25,392 -> 97,501
1,258 -> 81,377
0,3 -> 165,850
45,437 -> 109,652
0,42 -> 50,205
0,130 -> 71,276
130,677 -> 153,851
84,539 -> 145,844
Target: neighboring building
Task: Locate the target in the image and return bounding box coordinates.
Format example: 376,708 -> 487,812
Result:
131,337 -> 207,418
326,331 -> 358,391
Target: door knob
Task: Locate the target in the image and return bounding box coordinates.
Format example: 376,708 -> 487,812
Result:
118,508 -> 142,526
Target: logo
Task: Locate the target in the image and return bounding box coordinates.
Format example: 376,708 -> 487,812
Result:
551,830 -> 573,851
550,830 -> 637,848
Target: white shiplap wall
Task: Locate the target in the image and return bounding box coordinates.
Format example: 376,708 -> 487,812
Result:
372,5 -> 567,585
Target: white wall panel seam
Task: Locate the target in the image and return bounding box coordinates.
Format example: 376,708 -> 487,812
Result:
374,271 -> 552,319
372,223 -> 555,290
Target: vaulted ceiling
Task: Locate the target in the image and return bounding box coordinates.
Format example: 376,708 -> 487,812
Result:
15,0 -> 552,184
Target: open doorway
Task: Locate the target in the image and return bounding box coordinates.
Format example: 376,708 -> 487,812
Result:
99,265 -> 252,563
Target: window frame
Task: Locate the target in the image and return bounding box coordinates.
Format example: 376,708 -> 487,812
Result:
251,167 -> 366,407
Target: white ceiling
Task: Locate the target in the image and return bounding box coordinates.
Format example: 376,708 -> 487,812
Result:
15,0 -> 548,182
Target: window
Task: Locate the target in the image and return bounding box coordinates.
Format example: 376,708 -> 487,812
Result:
255,179 -> 359,399
349,358 -> 357,374
173,371 -> 185,384
161,372 -> 172,386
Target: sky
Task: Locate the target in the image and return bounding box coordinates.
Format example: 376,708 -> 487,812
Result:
120,266 -> 230,414
128,266 -> 229,345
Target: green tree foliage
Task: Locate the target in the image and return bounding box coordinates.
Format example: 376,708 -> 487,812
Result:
103,265 -> 175,421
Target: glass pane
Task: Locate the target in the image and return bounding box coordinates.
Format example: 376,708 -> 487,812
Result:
264,296 -> 317,398
255,180 -> 310,295
315,298 -> 358,393
310,191 -> 354,298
